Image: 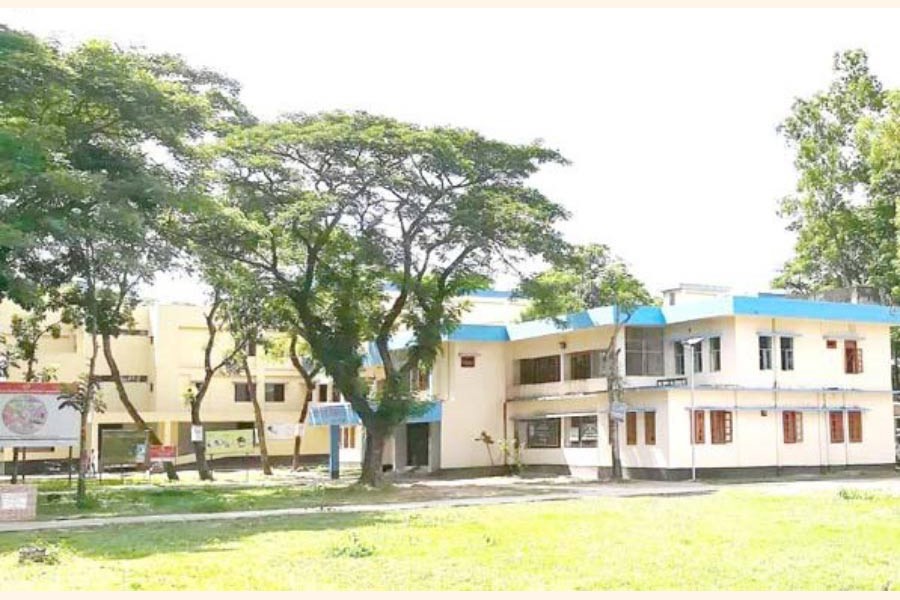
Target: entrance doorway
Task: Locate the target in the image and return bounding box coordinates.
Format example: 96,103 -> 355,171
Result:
406,423 -> 429,467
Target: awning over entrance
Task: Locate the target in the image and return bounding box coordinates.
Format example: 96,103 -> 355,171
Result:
307,400 -> 442,427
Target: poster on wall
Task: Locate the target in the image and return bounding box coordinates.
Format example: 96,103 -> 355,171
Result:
0,382 -> 78,448
264,423 -> 303,439
205,429 -> 256,455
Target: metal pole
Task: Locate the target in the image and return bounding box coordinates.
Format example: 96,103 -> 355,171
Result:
329,424 -> 340,480
689,345 -> 696,482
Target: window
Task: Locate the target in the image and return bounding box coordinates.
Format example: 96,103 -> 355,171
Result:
692,342 -> 702,373
780,337 -> 794,371
567,350 -> 605,380
234,383 -> 255,403
566,416 -> 598,448
247,340 -> 257,357
331,386 -> 342,403
318,383 -> 328,403
692,410 -> 705,444
829,411 -> 844,444
783,411 -> 803,444
524,419 -> 561,448
826,339 -> 837,349
759,336 -> 772,370
341,427 -> 357,449
460,355 -> 476,368
625,328 -> 664,376
409,368 -> 430,392
709,337 -> 722,372
674,343 -> 685,376
518,355 -> 561,385
710,410 -> 733,444
265,383 -> 285,403
625,412 -> 637,445
844,340 -> 863,374
644,411 -> 656,445
848,410 -> 862,443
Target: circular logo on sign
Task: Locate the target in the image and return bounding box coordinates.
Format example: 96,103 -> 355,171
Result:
1,396 -> 49,435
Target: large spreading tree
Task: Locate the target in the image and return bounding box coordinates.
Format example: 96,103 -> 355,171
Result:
188,111 -> 568,485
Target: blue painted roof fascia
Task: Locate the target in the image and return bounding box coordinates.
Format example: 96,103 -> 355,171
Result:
732,295 -> 900,324
446,323 -> 510,342
662,295 -> 736,324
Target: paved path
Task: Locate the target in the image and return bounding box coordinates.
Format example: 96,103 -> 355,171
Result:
0,482 -> 715,534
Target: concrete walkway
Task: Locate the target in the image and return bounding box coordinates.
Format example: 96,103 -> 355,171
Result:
0,481 -> 715,534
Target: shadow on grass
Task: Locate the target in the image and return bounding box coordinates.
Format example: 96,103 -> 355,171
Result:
0,510 -> 401,561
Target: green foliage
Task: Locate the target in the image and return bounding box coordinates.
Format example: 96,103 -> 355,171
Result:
194,111 -> 568,465
516,243 -> 653,321
775,50 -> 899,300
329,533 -> 376,558
0,300 -> 61,381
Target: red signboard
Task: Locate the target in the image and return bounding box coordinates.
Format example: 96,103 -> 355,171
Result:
149,445 -> 176,463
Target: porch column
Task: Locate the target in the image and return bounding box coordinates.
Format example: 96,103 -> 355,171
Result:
392,424 -> 407,471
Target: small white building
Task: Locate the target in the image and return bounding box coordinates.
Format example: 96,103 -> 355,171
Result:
376,285 -> 900,479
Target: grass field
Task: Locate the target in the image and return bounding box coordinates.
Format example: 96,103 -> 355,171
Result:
26,471 -> 542,520
1,488 -> 898,590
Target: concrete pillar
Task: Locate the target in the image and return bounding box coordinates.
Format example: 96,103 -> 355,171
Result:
393,424 -> 407,471
428,421 -> 441,473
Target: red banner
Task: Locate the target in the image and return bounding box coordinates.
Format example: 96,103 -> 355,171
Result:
149,445 -> 176,462
0,382 -> 62,394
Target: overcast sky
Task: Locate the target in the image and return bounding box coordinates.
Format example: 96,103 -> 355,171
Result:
3,8 -> 899,303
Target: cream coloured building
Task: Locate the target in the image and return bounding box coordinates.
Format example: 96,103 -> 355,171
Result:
2,285 -> 898,479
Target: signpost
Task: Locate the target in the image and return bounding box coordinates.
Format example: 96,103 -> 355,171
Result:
149,445 -> 176,463
100,429 -> 149,479
610,400 -> 627,423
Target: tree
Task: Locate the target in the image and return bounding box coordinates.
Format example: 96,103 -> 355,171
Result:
58,373 -> 104,507
515,243 -> 653,479
774,50 -> 897,298
192,111 -> 568,485
181,274 -> 248,481
0,26 -> 249,481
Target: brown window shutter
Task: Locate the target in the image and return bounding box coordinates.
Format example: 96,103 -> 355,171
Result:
626,412 -> 637,445
829,411 -> 844,444
692,410 -> 705,444
783,412 -> 793,444
848,411 -> 862,443
644,411 -> 656,445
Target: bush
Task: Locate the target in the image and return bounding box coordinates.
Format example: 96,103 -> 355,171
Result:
328,533 -> 375,558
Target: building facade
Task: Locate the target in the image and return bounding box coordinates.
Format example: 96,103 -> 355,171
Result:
1,285 -> 898,479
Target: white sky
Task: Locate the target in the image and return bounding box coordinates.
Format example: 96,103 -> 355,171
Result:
3,8 -> 899,304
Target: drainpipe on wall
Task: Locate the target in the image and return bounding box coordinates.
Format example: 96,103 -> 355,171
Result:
772,318 -> 780,477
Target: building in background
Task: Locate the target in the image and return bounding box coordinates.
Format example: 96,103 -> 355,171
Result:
2,285 -> 898,479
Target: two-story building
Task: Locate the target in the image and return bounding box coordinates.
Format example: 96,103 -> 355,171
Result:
376,284 -> 899,479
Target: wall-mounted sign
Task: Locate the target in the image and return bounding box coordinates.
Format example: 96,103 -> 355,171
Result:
610,401 -> 627,422
264,423 -> 303,439
190,425 -> 204,442
0,382 -> 78,448
205,429 -> 256,455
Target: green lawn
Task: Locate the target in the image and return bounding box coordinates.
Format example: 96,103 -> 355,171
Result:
27,471 -> 541,520
1,488 -> 898,590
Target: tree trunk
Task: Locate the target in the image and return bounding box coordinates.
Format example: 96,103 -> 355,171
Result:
76,332 -> 100,508
359,422 -> 387,487
292,387 -> 313,471
243,358 -> 272,475
190,400 -> 213,481
101,333 -> 178,481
